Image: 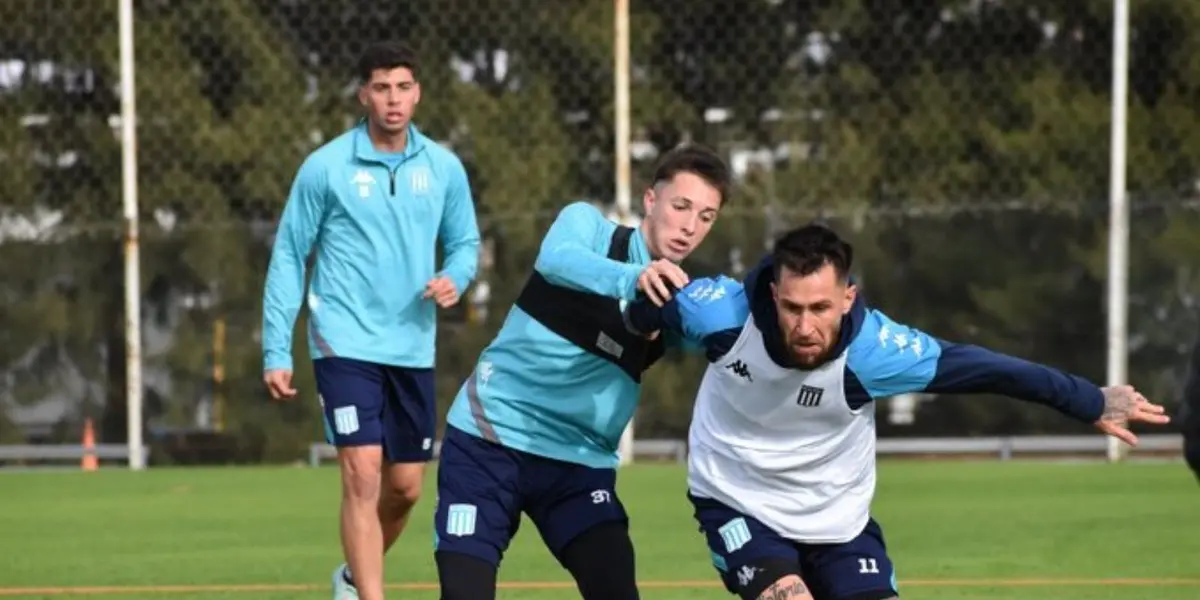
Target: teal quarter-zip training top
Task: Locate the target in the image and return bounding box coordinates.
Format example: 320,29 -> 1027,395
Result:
262,122 -> 480,371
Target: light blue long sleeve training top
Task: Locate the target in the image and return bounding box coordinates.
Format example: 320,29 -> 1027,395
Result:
262,122 -> 480,371
445,201 -> 658,468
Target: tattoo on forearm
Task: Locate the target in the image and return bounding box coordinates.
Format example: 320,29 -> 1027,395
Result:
758,580 -> 808,600
1102,390 -> 1135,421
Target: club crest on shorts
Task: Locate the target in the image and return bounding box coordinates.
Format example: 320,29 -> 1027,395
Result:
718,517 -> 752,553
445,503 -> 477,537
332,406 -> 359,435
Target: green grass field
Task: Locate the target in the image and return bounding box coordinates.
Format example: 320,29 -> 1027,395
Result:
1,461 -> 1197,599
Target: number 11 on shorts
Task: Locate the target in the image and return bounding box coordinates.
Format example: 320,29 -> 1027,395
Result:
858,557 -> 879,574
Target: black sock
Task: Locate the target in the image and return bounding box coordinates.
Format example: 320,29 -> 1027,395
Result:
436,552 -> 498,600
560,521 -> 640,600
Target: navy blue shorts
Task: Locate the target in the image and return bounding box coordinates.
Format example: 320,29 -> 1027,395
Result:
313,357 -> 436,463
691,494 -> 899,600
433,425 -> 628,566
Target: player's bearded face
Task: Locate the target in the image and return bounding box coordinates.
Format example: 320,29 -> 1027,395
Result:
772,264 -> 856,368
359,67 -> 421,135
641,172 -> 722,262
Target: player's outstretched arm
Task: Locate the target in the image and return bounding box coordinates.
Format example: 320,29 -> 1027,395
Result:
533,202 -> 688,304
624,276 -> 748,362
262,158 -> 327,374
533,202 -> 647,300
433,158 -> 481,299
849,310 -> 1169,445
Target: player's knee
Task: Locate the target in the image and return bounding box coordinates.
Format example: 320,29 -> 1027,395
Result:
381,479 -> 421,512
339,447 -> 383,502
435,551 -> 497,600
381,464 -> 424,512
751,575 -> 813,600
560,521 -> 639,600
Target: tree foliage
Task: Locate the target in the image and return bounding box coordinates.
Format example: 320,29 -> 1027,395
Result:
2,0 -> 1197,459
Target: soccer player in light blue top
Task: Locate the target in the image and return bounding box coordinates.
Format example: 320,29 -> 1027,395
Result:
260,42 -> 480,600
433,145 -> 732,600
624,223 -> 1170,600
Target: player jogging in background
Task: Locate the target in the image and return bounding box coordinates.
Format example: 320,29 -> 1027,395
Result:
432,145 -> 732,600
1180,332 -> 1200,482
261,42 -> 480,600
626,224 -> 1170,600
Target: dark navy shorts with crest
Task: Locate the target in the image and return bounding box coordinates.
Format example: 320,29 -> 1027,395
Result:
313,357 -> 436,463
433,425 -> 628,566
691,494 -> 899,599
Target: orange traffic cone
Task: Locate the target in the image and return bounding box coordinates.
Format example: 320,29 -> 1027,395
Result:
81,418 -> 98,472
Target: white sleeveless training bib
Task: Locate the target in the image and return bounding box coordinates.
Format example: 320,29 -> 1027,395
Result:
687,313 -> 877,543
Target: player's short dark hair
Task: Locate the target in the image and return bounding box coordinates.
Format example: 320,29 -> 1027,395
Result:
357,42 -> 420,82
772,224 -> 854,283
650,144 -> 732,206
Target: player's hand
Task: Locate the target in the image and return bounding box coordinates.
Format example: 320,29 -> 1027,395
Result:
637,259 -> 689,307
423,276 -> 460,308
1094,384 -> 1170,446
264,369 -> 296,401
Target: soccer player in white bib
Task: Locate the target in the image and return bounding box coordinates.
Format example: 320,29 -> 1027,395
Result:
625,223 -> 1170,600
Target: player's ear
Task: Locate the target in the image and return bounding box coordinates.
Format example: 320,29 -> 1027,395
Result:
357,84 -> 369,108
843,282 -> 857,314
770,281 -> 779,302
642,187 -> 656,216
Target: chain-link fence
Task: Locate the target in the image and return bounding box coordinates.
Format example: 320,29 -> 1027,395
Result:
628,1 -> 1200,444
1,1 -> 1197,463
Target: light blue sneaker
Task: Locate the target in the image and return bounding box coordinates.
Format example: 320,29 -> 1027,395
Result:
332,563 -> 359,600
